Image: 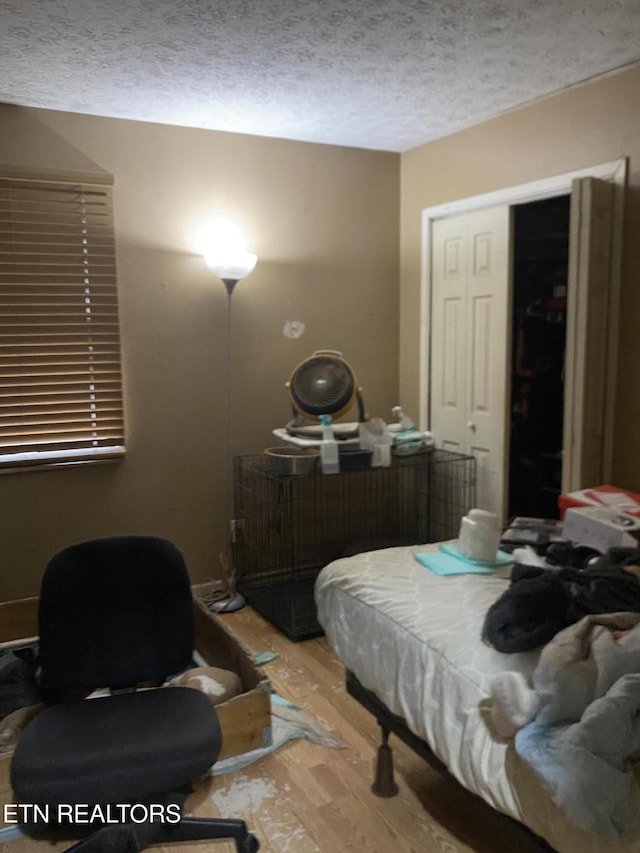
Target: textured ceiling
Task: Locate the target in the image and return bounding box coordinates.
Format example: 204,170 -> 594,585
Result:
1,0 -> 640,152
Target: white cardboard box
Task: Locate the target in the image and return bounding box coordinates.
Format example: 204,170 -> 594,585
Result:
562,506 -> 640,552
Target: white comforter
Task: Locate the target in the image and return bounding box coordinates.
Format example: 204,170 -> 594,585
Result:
315,545 -> 640,853
510,614 -> 640,836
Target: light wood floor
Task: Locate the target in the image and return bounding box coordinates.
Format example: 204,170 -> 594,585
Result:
0,606 -> 548,853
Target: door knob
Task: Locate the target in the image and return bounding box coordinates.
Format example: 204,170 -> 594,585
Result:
467,421 -> 476,431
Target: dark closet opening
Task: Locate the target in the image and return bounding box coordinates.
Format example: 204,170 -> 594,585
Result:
509,196 -> 570,520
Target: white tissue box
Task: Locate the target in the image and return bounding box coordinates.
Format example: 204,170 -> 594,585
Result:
562,506 -> 640,552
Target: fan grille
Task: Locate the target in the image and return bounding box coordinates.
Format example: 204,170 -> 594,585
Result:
290,355 -> 355,417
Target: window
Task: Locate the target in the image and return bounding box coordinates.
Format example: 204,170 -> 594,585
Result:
0,166 -> 126,470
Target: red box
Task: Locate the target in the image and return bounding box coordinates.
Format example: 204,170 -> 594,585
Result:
558,485 -> 640,520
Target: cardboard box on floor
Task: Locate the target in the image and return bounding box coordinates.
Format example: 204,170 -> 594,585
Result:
0,591 -> 272,822
191,594 -> 272,760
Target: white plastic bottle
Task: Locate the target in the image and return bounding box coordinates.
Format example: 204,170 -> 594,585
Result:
318,414 -> 340,474
358,418 -> 392,467
391,405 -> 415,431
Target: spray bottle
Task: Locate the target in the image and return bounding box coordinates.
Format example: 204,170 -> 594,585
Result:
318,414 -> 340,474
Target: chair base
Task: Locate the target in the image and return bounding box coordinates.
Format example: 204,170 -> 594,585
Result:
63,817 -> 259,852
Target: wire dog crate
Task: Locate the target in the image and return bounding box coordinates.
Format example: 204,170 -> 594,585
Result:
233,449 -> 476,639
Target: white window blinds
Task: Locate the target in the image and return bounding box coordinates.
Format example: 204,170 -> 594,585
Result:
0,168 -> 126,470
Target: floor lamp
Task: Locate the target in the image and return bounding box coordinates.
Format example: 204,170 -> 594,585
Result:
202,228 -> 258,612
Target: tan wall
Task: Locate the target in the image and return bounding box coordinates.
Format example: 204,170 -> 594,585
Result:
0,105 -> 400,600
400,63 -> 640,493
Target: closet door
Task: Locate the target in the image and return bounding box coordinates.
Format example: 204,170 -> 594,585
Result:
430,215 -> 467,455
431,206 -> 512,519
563,177 -> 615,491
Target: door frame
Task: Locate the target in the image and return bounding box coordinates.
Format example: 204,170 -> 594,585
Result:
419,158 -> 626,484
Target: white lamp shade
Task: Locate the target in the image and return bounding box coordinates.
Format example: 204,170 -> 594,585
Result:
204,249 -> 258,282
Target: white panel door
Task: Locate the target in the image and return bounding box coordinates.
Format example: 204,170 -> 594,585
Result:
431,215 -> 467,455
431,206 -> 512,520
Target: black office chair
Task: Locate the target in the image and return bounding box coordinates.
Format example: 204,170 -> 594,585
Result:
10,535 -> 259,852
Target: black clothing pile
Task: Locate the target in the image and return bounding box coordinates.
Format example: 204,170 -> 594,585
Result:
483,547 -> 640,653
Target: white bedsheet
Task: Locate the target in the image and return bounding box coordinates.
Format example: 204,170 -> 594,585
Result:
315,545 -> 640,853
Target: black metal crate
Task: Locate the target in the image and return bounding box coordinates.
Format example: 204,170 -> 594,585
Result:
233,449 -> 475,639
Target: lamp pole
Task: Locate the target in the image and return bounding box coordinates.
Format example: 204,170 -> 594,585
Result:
203,250 -> 257,612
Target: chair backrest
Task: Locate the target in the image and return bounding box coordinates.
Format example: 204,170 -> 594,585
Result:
38,535 -> 195,691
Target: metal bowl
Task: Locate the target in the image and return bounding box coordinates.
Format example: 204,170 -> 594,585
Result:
264,446 -> 320,476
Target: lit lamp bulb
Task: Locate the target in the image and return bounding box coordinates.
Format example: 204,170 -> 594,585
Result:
198,218 -> 258,294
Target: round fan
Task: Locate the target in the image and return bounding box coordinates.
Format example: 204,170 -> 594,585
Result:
285,350 -> 366,437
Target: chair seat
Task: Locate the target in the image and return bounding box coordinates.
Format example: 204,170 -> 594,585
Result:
12,686 -> 221,808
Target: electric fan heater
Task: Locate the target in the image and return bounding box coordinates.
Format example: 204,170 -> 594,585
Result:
284,350 -> 367,440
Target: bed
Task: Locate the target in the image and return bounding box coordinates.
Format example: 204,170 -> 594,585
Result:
314,543 -> 640,853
